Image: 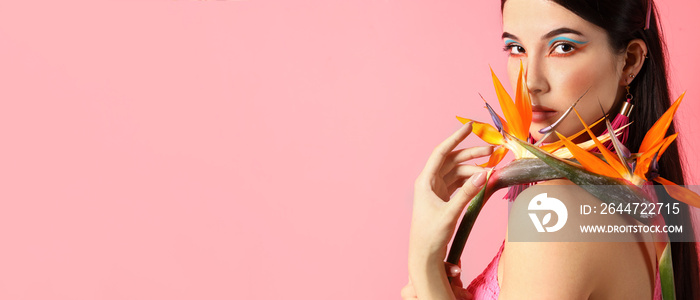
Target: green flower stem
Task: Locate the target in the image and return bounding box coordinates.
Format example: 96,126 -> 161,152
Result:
446,158 -> 567,277
659,241 -> 676,300
488,158 -> 564,192
653,215 -> 675,300
515,138 -> 655,225
446,171 -> 491,269
445,140 -> 664,290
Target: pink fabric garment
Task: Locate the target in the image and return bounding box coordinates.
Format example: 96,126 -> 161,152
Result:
465,240 -> 504,299
465,239 -> 662,299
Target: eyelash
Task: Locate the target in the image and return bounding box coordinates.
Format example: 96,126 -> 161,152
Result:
549,42 -> 578,57
502,42 -> 580,57
503,44 -> 526,57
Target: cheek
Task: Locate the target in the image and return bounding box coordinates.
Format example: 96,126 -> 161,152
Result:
581,66 -> 621,123
533,65 -> 609,139
506,60 -> 520,92
558,59 -> 619,118
555,61 -> 599,100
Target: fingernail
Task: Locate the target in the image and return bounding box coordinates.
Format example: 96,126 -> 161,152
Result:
471,171 -> 487,187
450,266 -> 461,275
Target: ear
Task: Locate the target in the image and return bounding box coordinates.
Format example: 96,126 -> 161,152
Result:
619,39 -> 648,86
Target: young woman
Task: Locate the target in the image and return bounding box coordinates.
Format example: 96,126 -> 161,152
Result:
402,0 -> 699,299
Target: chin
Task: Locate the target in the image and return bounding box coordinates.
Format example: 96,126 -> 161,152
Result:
530,130 -> 559,144
541,134 -> 560,144
529,126 -> 545,140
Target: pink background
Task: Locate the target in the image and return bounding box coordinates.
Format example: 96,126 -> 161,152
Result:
0,0 -> 698,299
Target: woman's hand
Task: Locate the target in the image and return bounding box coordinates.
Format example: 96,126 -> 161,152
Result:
408,122 -> 493,299
410,121 -> 493,261
401,261 -> 474,300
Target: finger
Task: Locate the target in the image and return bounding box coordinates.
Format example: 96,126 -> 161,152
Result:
400,283 -> 417,299
446,178 -> 469,196
423,122 -> 473,176
443,164 -> 487,187
452,287 -> 474,300
447,170 -> 488,216
445,263 -> 461,277
441,145 -> 494,176
452,273 -> 463,287
448,266 -> 461,278
445,167 -> 490,199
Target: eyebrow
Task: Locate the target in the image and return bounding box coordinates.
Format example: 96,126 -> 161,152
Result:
502,27 -> 585,41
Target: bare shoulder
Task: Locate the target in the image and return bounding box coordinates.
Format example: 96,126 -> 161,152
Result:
499,179 -> 656,300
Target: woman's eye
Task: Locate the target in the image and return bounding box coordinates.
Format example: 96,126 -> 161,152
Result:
551,43 -> 575,55
503,44 -> 526,56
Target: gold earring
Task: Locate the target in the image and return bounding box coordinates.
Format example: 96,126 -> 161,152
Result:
620,85 -> 634,117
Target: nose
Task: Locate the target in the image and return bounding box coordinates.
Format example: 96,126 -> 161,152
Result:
524,58 -> 549,95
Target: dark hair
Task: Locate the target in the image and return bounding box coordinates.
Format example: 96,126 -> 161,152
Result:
501,0 -> 699,298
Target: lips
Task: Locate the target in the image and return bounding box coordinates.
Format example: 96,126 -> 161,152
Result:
531,105 -> 558,123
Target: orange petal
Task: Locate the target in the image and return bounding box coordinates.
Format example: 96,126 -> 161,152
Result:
456,116 -> 505,145
515,61 -> 532,138
542,144 -> 565,154
639,92 -> 684,153
555,132 -> 623,179
540,141 -> 563,153
496,114 -> 511,135
634,134 -> 674,180
473,123 -> 506,145
654,177 -> 700,208
479,146 -> 508,168
490,66 -> 525,140
456,116 -> 471,124
657,132 -> 678,159
548,132 -> 627,159
573,108 -> 630,177
540,115 -> 607,152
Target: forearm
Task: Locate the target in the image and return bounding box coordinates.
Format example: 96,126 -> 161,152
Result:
408,255 -> 457,300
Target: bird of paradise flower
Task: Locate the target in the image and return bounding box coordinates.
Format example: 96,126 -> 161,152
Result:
446,63 -> 700,300
456,62 -> 628,167
542,95 -> 699,300
510,96 -> 699,300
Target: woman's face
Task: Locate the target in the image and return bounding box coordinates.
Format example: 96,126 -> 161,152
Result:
502,0 -> 626,143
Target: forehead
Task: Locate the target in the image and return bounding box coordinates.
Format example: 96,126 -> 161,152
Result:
502,0 -> 604,40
